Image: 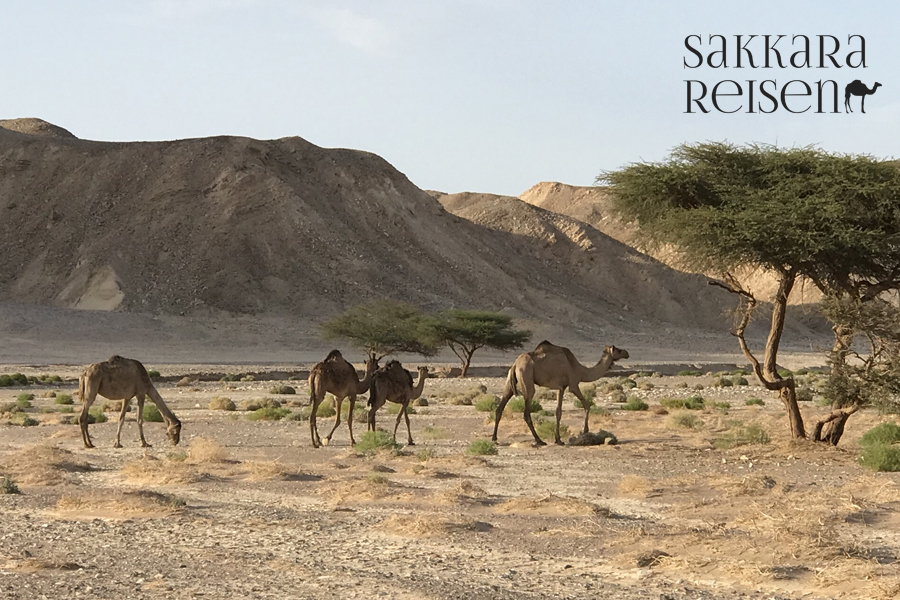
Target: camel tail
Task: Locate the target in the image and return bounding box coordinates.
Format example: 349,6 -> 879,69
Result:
78,372 -> 86,406
504,365 -> 519,397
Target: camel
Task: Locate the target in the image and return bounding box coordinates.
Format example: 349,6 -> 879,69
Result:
308,350 -> 379,447
844,80 -> 881,113
78,356 -> 182,449
367,361 -> 428,446
492,341 -> 629,446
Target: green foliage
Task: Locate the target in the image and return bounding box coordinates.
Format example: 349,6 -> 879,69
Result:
622,396 -> 648,411
509,397 -> 542,413
859,423 -> 900,447
54,394 -> 73,405
386,403 -> 416,415
143,404 -> 164,423
466,439 -> 498,456
713,423 -> 770,449
859,443 -> 900,472
89,407 -> 107,423
677,370 -> 702,377
705,399 -> 731,412
693,383 -> 705,391
573,395 -> 595,410
660,396 -> 704,410
269,385 -> 296,395
474,394 -> 498,412
429,309 -> 531,374
667,411 -> 701,430
315,398 -> 336,418
15,395 -> 33,408
321,300 -> 439,359
246,407 -> 291,421
777,368 -> 793,379
147,369 -> 161,379
796,387 -> 815,402
416,448 -> 436,461
0,476 -> 20,494
535,419 -> 569,440
240,397 -> 282,411
732,376 -> 749,386
0,373 -> 29,387
10,413 -> 38,426
745,398 -> 765,406
354,430 -> 401,454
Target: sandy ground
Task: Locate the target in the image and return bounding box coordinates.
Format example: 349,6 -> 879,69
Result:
0,368 -> 898,600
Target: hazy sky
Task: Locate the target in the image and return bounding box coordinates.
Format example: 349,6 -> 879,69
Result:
3,1 -> 897,195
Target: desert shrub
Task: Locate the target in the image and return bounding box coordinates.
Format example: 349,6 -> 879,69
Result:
316,398 -> 336,418
732,369 -> 750,376
10,413 -> 38,426
449,394 -> 474,406
796,387 -> 814,402
590,405 -> 609,416
608,389 -> 626,403
416,448 -> 436,461
618,378 -> 637,390
660,396 -> 704,410
0,402 -> 20,414
220,374 -> 242,382
143,405 -> 164,422
713,423 -> 770,449
269,385 -> 296,395
622,396 -> 648,411
705,399 -> 730,412
509,397 -> 542,413
386,403 -> 416,415
572,396 -> 596,409
354,430 -> 401,454
677,370 -> 702,377
731,376 -> 749,386
674,382 -> 689,389
535,419 -> 569,440
239,397 -> 282,411
859,423 -> 900,447
422,426 -> 448,440
246,407 -> 291,421
466,439 -> 498,456
693,383 -> 705,390
208,396 -> 236,411
474,394 -> 499,412
17,393 -> 34,404
637,381 -> 654,391
413,397 -> 428,407
0,476 -> 20,494
666,411 -> 701,430
579,383 -> 597,399
599,382 -> 623,394
15,397 -> 32,409
54,394 -> 74,405
859,443 -> 900,472
89,407 -> 107,423
0,373 -> 29,387
711,377 -> 733,388
39,407 -> 55,414
745,398 -> 765,406
147,369 -> 161,379
58,406 -> 74,413
175,377 -> 194,388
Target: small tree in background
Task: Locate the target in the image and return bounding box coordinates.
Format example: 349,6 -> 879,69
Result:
321,300 -> 439,360
602,142 -> 900,440
430,310 -> 531,377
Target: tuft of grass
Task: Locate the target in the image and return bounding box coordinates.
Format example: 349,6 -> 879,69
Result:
0,476 -> 21,494
777,368 -> 793,378
509,397 -> 543,413
15,395 -> 32,409
859,422 -> 900,447
416,448 -> 436,462
208,396 -> 236,411
660,396 -> 704,410
246,407 -> 291,421
666,411 -> 701,430
705,399 -> 730,412
859,443 -> 900,472
711,377 -> 733,388
143,404 -> 164,423
387,403 -> 416,415
354,430 -> 401,454
622,396 -> 648,411
422,426 -> 448,440
745,398 -> 765,406
573,395 -> 596,409
474,394 -> 498,412
54,394 -> 74,405
10,413 -> 39,427
535,419 -> 569,440
466,439 -> 498,456
269,385 -> 296,395
147,369 -> 161,379
677,370 -> 702,377
731,376 -> 749,386
89,407 -> 107,423
713,423 -> 770,449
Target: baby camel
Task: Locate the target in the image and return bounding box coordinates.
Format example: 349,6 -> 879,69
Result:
308,350 -> 379,447
367,361 -> 427,445
78,355 -> 182,449
493,341 -> 629,445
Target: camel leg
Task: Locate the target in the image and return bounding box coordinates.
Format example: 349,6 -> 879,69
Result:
136,394 -> 151,447
347,395 -> 357,446
491,389 -> 514,442
570,386 -> 592,435
309,398 -> 322,448
845,95 -> 852,113
523,392 -> 545,446
113,397 -> 132,448
392,403 -> 404,442
554,388 -> 565,445
862,96 -> 866,113
78,376 -> 97,449
324,396 -> 344,446
402,402 -> 414,446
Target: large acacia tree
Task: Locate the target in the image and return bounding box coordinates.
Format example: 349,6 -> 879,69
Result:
601,143 -> 900,439
429,309 -> 531,377
321,300 -> 439,361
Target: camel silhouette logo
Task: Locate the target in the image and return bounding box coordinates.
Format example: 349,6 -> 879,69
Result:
844,80 -> 882,113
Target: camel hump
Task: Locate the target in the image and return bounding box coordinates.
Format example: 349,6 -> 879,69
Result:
851,79 -> 862,86
108,354 -> 127,363
324,349 -> 343,361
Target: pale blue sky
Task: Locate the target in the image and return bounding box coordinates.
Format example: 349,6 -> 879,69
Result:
2,1 -> 897,195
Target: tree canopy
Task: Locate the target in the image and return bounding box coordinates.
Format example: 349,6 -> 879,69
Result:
429,309 -> 532,377
321,300 -> 439,360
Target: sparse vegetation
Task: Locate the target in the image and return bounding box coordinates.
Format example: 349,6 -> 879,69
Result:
208,396 -> 236,411
711,376 -> 733,388
622,396 -> 648,411
509,396 -> 542,413
677,370 -> 702,377
713,423 -> 770,449
89,407 -> 107,423
859,423 -> 900,447
147,369 -> 161,379
745,398 -> 765,406
474,394 -> 498,412
731,375 -> 749,386
667,411 -> 701,430
354,430 -> 401,454
858,443 -> 900,472
0,476 -> 20,494
269,385 -> 296,395
246,407 -> 291,421
535,418 -> 569,440
0,373 -> 29,387
239,397 -> 282,411
422,426 -> 448,440
387,403 -> 416,415
10,413 -> 38,427
466,439 -> 498,456
54,394 -> 74,405
143,404 -> 164,423
660,396 -> 704,410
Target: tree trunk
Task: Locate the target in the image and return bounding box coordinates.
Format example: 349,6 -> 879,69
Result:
813,323 -> 857,446
460,354 -> 471,378
765,271 -> 805,439
780,385 -> 806,439
813,410 -> 852,445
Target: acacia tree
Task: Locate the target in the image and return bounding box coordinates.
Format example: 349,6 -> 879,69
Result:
601,142 -> 900,439
321,300 -> 439,361
429,310 -> 532,377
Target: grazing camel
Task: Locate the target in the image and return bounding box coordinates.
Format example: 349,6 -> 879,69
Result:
367,361 -> 428,446
78,356 -> 182,449
308,350 -> 379,447
844,80 -> 881,113
492,341 -> 629,446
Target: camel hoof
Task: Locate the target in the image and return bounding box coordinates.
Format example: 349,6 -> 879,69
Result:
533,440 -> 547,447
84,443 -> 95,449
555,440 -> 565,446
113,443 -> 122,449
142,442 -> 152,448
323,438 -> 331,446
407,441 -> 416,446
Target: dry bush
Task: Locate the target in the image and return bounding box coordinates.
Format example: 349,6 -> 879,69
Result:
494,494 -> 609,517
55,490 -> 184,518
186,437 -> 229,464
121,455 -> 200,485
208,396 -> 235,411
1,445 -> 91,486
434,480 -> 489,504
617,474 -> 657,497
377,513 -> 490,537
242,460 -> 292,481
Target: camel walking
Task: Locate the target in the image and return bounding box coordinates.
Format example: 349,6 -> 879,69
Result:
78,356 -> 181,449
493,341 -> 629,445
367,361 -> 427,445
844,80 -> 881,113
308,350 -> 379,447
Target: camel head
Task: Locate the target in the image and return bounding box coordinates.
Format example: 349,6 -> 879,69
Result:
167,419 -> 182,446
416,366 -> 429,378
604,345 -> 630,361
874,82 -> 883,90
365,355 -> 380,373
